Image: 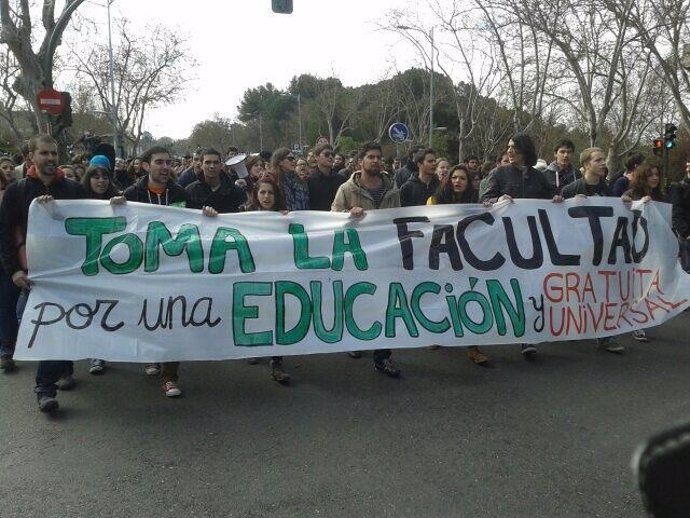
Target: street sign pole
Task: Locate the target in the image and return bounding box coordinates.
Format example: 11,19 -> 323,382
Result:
663,145 -> 670,192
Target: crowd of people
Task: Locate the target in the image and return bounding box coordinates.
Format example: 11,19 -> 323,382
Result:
0,132 -> 688,413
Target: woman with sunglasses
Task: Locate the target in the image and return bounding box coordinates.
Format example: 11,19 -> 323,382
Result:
270,147 -> 309,210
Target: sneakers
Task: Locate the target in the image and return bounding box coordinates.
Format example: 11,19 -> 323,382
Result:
0,355 -> 15,372
88,359 -> 106,375
270,359 -> 291,384
467,346 -> 489,365
521,344 -> 537,359
163,381 -> 182,397
598,338 -> 625,354
246,357 -> 260,365
144,363 -> 161,376
347,351 -> 362,359
374,358 -> 401,378
37,395 -> 59,413
632,330 -> 648,342
56,375 -> 75,391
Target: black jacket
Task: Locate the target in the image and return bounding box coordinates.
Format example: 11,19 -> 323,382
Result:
394,162 -> 417,189
670,177 -> 690,238
479,164 -> 556,201
400,174 -> 440,207
544,161 -> 579,193
308,168 -> 346,211
123,176 -> 189,207
0,173 -> 86,275
185,174 -> 245,213
561,178 -> 611,199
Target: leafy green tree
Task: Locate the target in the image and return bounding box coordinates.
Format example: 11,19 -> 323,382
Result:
237,83 -> 296,149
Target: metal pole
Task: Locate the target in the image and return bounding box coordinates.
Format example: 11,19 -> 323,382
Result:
297,93 -> 303,151
259,113 -> 263,150
107,0 -> 119,157
429,27 -> 434,148
663,144 -> 670,192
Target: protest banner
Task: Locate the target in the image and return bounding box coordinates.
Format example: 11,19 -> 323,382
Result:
14,198 -> 690,361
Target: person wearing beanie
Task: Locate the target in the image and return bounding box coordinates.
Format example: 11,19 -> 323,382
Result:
89,155 -> 111,171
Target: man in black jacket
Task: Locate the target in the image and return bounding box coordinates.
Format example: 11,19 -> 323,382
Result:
400,148 -> 438,206
186,147 -> 245,213
0,134 -> 87,412
561,147 -> 630,352
670,160 -> 690,272
307,142 -> 345,211
123,146 -> 190,397
480,133 -> 561,359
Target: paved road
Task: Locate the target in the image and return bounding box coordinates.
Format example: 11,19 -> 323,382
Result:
2,313 -> 689,517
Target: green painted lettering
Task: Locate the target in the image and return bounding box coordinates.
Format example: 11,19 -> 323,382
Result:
144,221 -> 204,273
65,217 -> 127,276
344,282 -> 381,340
331,229 -> 368,271
385,283 -> 419,338
310,281 -> 344,343
232,282 -> 273,346
290,223 -> 330,269
275,281 -> 312,344
100,233 -> 144,274
487,278 -> 525,337
209,227 -> 256,274
410,282 -> 450,333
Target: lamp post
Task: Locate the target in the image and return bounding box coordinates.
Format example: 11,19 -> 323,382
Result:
429,27 -> 434,148
297,93 -> 303,151
106,0 -> 119,157
396,25 -> 434,147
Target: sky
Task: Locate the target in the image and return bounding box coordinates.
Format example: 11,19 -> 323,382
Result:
73,0 -> 424,140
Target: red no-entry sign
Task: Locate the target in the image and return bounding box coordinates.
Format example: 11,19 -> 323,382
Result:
36,89 -> 64,115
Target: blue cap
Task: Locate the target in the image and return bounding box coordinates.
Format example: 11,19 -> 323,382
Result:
89,155 -> 111,170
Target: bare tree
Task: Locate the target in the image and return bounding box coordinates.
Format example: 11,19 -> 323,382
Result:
607,0 -> 690,130
389,67 -> 433,145
480,0 -> 672,170
471,0 -> 559,134
354,69 -> 400,143
0,44 -> 31,141
68,18 -> 195,154
312,76 -> 363,147
388,1 -> 508,160
0,0 -> 86,132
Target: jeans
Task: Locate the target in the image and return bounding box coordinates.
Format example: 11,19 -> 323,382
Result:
35,361 -> 74,398
161,362 -> 180,383
0,269 -> 20,358
373,349 -> 391,364
12,287 -> 74,398
679,237 -> 690,273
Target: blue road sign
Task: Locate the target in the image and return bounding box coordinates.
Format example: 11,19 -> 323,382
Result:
388,122 -> 410,144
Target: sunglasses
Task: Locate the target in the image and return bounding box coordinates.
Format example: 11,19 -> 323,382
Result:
285,156 -> 296,161
322,152 -> 334,158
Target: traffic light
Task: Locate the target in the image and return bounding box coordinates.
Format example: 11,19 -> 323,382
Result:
271,0 -> 293,13
59,92 -> 72,128
664,123 -> 678,150
653,138 -> 664,156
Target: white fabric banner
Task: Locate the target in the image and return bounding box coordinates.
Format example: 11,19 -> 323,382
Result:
14,198 -> 690,361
